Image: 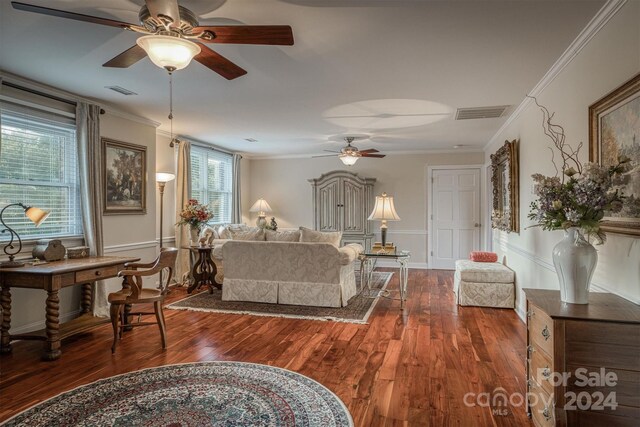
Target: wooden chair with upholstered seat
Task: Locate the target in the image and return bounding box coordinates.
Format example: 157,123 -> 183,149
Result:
109,247 -> 178,353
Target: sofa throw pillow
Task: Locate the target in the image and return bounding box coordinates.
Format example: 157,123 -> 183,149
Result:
265,229 -> 301,242
469,251 -> 498,263
218,223 -> 248,240
230,228 -> 266,241
299,227 -> 342,247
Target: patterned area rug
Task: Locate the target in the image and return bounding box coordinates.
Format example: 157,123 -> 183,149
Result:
2,362 -> 353,427
167,271 -> 393,324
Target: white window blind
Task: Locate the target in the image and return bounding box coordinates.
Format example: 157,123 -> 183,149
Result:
0,102 -> 82,241
190,145 -> 233,224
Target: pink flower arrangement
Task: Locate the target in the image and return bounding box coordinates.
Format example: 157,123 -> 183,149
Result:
176,199 -> 214,230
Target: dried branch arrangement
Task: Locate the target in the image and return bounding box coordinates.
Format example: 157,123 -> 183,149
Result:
528,96 -> 583,181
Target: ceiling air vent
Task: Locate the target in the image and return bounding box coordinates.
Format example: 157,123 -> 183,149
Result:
105,85 -> 137,96
455,105 -> 510,120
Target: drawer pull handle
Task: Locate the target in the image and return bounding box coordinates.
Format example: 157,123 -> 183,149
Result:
527,345 -> 535,355
95,271 -> 102,277
542,406 -> 552,421
541,325 -> 551,341
541,367 -> 551,379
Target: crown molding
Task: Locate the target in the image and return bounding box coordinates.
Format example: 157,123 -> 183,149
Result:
246,148 -> 483,160
484,0 -> 628,151
156,131 -> 240,156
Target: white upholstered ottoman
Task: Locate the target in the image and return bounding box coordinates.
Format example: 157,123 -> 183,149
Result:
454,260 -> 515,308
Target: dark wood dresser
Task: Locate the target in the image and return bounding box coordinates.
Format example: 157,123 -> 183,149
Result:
524,289 -> 640,427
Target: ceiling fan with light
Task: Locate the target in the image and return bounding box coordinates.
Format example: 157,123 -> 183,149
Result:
11,0 -> 294,79
314,137 -> 386,166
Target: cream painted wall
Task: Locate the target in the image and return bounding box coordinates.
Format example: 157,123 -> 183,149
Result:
246,152 -> 484,266
99,113 -> 159,299
485,0 -> 640,317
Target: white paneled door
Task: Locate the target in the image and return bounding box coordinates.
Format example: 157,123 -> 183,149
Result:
430,168 -> 481,269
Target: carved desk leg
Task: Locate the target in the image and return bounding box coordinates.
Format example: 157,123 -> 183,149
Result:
43,289 -> 61,361
81,283 -> 92,314
1,286 -> 12,354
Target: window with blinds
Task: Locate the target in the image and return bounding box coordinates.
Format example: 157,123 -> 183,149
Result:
0,102 -> 82,241
190,146 -> 233,224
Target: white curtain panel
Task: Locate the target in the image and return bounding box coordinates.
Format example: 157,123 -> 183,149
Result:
232,153 -> 242,223
76,102 -> 107,316
175,139 -> 192,284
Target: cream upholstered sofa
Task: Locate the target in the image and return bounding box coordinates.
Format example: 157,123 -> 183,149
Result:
220,240 -> 362,307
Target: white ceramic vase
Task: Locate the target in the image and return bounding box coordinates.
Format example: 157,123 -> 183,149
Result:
190,227 -> 200,245
552,227 -> 597,304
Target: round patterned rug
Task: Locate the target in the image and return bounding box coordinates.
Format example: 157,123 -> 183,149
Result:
2,362 -> 353,427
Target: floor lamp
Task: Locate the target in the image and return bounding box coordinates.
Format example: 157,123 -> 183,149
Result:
156,173 -> 175,286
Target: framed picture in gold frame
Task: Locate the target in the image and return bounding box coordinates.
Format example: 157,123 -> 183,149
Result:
102,138 -> 147,215
589,73 -> 640,236
490,139 -> 519,233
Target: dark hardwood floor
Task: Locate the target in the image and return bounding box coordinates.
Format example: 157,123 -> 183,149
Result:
0,269 -> 531,426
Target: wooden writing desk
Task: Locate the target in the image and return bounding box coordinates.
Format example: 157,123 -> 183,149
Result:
0,256 -> 139,361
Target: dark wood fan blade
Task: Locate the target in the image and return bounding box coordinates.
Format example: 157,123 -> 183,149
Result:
103,45 -> 147,68
360,153 -> 386,158
359,148 -> 379,154
145,0 -> 180,26
194,44 -> 247,80
194,26 -> 294,45
11,2 -> 133,28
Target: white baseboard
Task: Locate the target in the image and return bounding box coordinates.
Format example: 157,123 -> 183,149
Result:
10,309 -> 81,335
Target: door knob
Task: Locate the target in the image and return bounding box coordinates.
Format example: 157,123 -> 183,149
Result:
474,223 -> 481,228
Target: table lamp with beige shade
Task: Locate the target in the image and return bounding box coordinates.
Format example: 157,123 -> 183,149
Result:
1,203 -> 50,267
249,198 -> 273,228
368,192 -> 401,250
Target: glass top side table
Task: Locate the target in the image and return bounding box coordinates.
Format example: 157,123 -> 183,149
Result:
358,250 -> 410,309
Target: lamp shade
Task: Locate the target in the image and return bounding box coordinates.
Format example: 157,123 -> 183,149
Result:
340,154 -> 359,166
136,35 -> 201,71
368,193 -> 401,221
24,206 -> 50,227
156,172 -> 176,183
249,198 -> 273,214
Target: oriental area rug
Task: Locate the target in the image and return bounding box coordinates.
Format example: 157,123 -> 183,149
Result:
1,362 -> 353,427
167,271 -> 393,324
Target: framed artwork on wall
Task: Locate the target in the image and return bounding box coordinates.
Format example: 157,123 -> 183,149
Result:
490,139 -> 519,233
589,73 -> 640,236
102,138 -> 147,215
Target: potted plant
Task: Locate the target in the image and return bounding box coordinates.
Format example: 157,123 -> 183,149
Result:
177,199 -> 214,244
527,99 -> 629,304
